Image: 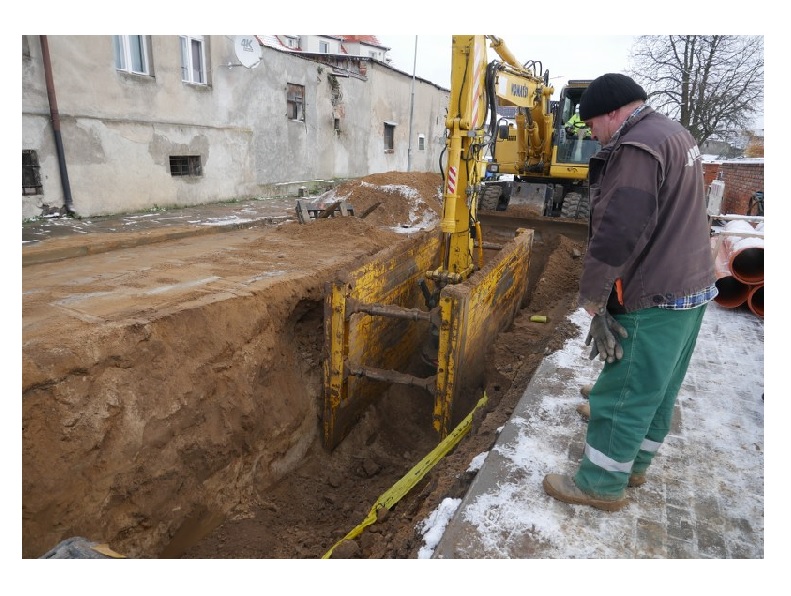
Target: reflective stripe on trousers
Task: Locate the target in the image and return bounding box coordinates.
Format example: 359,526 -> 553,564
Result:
574,304 -> 707,497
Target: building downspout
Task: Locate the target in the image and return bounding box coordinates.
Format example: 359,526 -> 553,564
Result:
406,36 -> 417,172
40,35 -> 75,216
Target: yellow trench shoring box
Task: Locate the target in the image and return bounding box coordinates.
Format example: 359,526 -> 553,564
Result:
322,228 -> 533,450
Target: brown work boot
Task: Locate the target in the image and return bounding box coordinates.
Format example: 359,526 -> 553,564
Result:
576,402 -> 590,420
628,474 -> 647,488
580,384 -> 593,399
542,474 -> 627,511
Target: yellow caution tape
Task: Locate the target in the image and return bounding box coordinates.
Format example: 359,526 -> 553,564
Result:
91,543 -> 126,558
322,392 -> 488,559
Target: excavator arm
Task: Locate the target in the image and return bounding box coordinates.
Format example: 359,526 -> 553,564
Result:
321,35 -> 535,449
428,35 -> 552,299
427,36 -> 489,293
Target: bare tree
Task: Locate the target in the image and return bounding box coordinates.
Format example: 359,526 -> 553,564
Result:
627,35 -> 763,148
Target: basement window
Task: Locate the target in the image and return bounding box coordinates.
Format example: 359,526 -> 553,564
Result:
384,122 -> 396,152
287,84 -> 305,121
23,150 -> 42,195
169,155 -> 202,177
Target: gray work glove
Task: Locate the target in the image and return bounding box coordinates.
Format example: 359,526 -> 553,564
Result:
585,312 -> 628,363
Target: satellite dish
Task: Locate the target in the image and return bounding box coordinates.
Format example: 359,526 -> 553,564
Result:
234,35 -> 262,68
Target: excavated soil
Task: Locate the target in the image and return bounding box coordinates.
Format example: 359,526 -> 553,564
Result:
22,171 -> 585,559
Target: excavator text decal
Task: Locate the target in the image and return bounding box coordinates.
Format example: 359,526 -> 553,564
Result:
511,83 -> 529,98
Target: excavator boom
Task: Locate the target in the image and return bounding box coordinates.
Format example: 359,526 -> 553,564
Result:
321,35 -> 537,449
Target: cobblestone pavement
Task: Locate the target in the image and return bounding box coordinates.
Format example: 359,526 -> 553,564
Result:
433,303 -> 765,560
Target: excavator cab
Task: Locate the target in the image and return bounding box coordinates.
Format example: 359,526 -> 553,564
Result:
553,82 -> 600,165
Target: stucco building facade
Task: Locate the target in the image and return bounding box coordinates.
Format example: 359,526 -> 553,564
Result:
22,35 -> 450,219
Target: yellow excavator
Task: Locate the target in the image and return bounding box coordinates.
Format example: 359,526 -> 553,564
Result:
474,38 -> 599,220
479,76 -> 599,219
321,35 -> 578,449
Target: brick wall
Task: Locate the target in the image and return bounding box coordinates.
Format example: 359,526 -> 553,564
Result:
703,160 -> 764,215
703,162 -> 720,188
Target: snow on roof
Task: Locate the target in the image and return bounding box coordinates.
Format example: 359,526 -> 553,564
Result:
257,35 -> 385,55
336,35 -> 385,48
257,35 -> 300,53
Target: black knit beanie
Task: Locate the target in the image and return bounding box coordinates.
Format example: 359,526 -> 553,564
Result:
578,73 -> 648,120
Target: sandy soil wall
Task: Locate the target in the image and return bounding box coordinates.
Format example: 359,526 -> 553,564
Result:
22,216 -> 410,558
23,172 -> 453,558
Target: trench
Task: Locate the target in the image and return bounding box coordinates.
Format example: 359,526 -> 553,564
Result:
170,304 -> 444,559
22,212 -> 584,559
170,226 -> 570,559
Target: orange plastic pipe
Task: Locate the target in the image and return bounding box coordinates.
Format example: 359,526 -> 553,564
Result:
712,237 -> 750,308
721,220 -> 764,285
747,284 -> 763,318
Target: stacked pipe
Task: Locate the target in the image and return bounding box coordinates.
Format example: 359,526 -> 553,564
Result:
712,219 -> 764,318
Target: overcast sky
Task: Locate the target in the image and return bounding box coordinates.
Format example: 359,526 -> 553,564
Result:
377,34 -> 765,130
377,35 -> 637,97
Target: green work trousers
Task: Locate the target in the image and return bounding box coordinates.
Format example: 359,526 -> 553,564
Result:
574,304 -> 707,498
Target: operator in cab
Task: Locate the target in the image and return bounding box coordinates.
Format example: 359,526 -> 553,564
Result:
565,104 -> 591,139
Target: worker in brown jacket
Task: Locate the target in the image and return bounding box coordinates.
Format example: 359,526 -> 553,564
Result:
543,73 -> 718,511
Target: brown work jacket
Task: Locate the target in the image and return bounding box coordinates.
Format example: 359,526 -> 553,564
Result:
579,107 -> 716,313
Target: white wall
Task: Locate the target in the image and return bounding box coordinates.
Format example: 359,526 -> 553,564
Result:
22,35 -> 450,219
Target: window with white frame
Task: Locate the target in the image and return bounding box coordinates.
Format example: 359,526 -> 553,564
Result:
180,35 -> 206,84
418,134 -> 425,151
319,40 -> 329,54
113,35 -> 150,75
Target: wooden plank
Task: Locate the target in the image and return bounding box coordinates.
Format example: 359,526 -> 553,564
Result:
295,200 -> 312,224
317,201 -> 341,219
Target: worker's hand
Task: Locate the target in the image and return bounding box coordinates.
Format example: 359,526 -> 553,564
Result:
585,312 -> 628,363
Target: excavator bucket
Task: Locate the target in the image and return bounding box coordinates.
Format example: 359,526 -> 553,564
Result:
321,227 -> 533,450
506,182 -> 552,216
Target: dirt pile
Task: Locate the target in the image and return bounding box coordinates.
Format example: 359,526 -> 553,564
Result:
311,171 -> 444,229
22,170 -> 585,559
